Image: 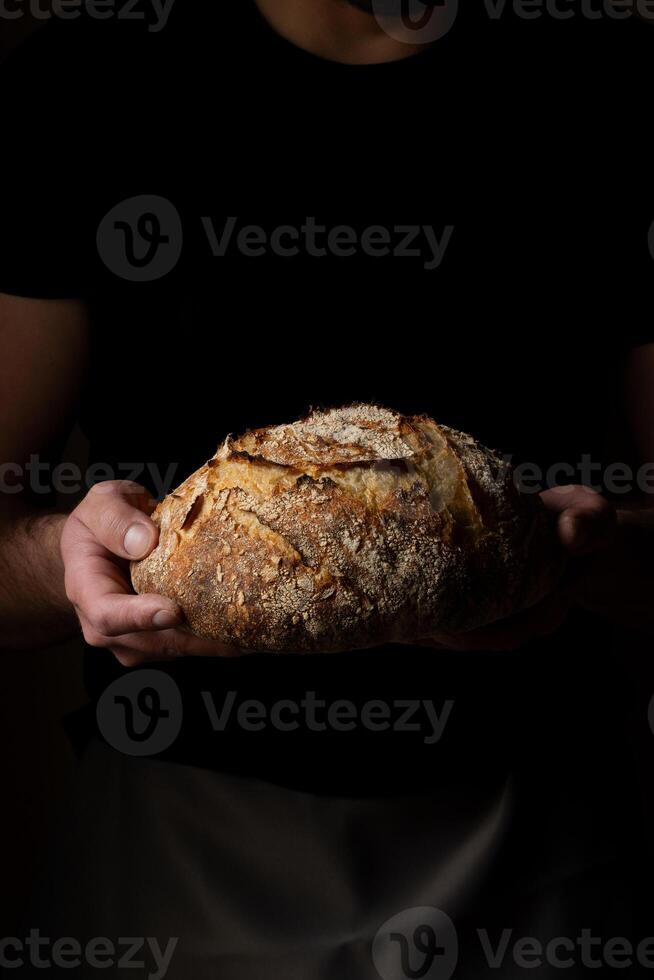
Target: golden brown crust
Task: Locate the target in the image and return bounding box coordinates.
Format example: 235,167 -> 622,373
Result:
131,405 -> 563,652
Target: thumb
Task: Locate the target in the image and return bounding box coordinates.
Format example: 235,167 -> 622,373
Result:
540,486 -> 616,556
74,480 -> 159,560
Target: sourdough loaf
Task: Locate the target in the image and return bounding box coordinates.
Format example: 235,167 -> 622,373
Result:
131,405 -> 562,652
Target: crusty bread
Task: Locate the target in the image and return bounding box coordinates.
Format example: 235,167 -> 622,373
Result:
131,405 -> 562,652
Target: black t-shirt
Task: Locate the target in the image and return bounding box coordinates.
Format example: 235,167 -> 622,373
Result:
0,4 -> 652,821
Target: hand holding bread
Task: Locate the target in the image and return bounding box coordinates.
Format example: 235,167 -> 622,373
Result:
60,480 -> 240,666
131,405 -> 565,653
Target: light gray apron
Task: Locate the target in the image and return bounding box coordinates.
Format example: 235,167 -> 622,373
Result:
24,736 -> 639,980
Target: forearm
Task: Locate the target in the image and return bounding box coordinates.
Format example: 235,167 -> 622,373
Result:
0,510 -> 77,651
568,503 -> 654,633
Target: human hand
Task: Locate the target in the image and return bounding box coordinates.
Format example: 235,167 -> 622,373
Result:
415,485 -> 617,652
61,481 -> 240,666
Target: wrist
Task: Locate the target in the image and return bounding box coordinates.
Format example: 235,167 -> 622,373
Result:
0,510 -> 76,651
37,512 -> 71,610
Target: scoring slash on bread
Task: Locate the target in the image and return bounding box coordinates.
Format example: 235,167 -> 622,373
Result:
130,405 -> 563,653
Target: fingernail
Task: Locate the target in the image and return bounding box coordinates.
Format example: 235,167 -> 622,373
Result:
152,609 -> 180,629
124,523 -> 153,558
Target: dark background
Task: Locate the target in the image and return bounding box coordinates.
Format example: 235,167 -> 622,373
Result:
1,15 -> 86,941
0,8 -> 42,62
2,3 -> 654,947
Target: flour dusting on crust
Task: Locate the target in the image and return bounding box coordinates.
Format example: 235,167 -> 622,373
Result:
131,405 -> 563,652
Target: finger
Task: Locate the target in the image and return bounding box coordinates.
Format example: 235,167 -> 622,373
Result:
541,487 -> 616,555
106,626 -> 244,661
65,542 -> 182,636
540,484 -> 605,514
74,480 -> 159,560
105,644 -> 179,668
177,629 -> 249,658
80,591 -> 183,638
557,506 -> 616,556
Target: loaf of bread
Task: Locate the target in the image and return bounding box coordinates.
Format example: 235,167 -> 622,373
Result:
131,405 -> 562,652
